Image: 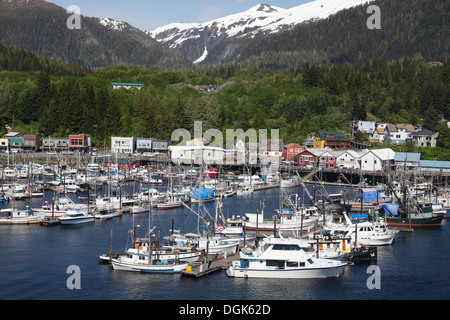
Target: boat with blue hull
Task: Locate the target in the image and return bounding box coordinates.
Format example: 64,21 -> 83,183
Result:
59,209 -> 94,225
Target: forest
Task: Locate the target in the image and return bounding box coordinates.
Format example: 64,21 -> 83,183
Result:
0,43 -> 449,150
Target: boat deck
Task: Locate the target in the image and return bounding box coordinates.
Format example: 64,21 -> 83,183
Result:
181,253 -> 239,278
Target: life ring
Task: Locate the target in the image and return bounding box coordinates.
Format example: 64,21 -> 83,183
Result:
218,225 -> 224,232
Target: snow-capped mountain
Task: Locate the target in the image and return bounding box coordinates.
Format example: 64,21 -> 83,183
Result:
148,0 -> 371,64
98,17 -> 128,31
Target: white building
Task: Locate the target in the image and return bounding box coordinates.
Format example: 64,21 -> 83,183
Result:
354,121 -> 376,134
112,83 -> 142,90
385,124 -> 415,145
333,150 -> 367,169
359,148 -> 395,171
169,146 -> 225,164
111,137 -> 135,154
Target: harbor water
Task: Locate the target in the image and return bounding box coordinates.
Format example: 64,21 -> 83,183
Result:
0,182 -> 448,301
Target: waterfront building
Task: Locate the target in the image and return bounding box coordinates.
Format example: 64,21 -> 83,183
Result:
111,137 -> 135,154
152,140 -> 169,154
333,149 -> 367,169
169,145 -> 225,164
43,138 -> 66,151
314,131 -> 351,150
394,152 -> 421,170
283,143 -> 303,161
359,148 -> 395,171
68,134 -> 89,153
136,138 -> 153,154
42,137 -> 69,151
419,160 -> 450,173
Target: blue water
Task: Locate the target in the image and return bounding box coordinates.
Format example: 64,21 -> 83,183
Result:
0,182 -> 449,300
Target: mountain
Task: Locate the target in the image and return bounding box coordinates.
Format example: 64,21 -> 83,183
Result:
148,0 -> 371,64
0,0 -> 193,69
232,0 -> 449,68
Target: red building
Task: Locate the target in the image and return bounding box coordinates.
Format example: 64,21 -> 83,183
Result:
69,134 -> 89,153
317,151 -> 337,169
283,143 -> 303,160
296,149 -> 336,169
296,150 -> 317,169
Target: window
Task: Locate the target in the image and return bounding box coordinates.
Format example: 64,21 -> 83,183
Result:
272,244 -> 301,251
286,261 -> 298,268
266,260 -> 285,269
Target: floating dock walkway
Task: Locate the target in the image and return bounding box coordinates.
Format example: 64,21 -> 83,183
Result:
181,253 -> 239,278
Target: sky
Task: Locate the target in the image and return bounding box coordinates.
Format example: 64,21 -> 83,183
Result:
49,0 -> 312,31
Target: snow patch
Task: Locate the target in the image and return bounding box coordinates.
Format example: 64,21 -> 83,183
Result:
193,47 -> 208,64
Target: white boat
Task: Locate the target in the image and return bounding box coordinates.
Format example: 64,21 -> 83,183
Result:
61,179 -> 80,193
5,184 -> 27,200
280,179 -> 294,188
94,209 -> 123,220
110,215 -> 191,273
215,216 -> 256,247
86,163 -> 101,174
111,257 -> 189,273
33,197 -> 90,217
324,212 -> 397,246
236,186 -> 253,196
130,205 -> 150,214
0,207 -> 42,225
168,233 -> 240,255
226,237 -> 347,279
59,210 -> 94,225
244,206 -> 320,237
157,196 -> 183,210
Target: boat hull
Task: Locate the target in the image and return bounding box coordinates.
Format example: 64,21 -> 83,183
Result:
0,216 -> 41,225
385,214 -> 444,227
59,216 -> 94,225
157,203 -> 182,210
226,264 -> 346,279
111,260 -> 188,273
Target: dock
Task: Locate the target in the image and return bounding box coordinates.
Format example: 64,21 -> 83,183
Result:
40,217 -> 60,226
181,253 -> 239,278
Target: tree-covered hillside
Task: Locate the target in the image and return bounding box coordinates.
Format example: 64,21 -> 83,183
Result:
0,44 -> 448,148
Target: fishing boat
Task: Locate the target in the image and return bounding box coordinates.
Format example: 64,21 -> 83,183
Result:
156,196 -> 183,210
190,188 -> 215,203
0,207 -> 42,225
32,196 -> 89,217
59,209 -> 94,225
226,236 -> 347,279
243,205 -> 320,237
307,232 -> 377,262
167,232 -> 241,256
110,210 -> 191,273
324,211 -> 397,246
236,185 -> 253,196
378,203 -> 444,227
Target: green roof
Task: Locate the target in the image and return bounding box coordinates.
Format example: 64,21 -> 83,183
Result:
113,83 -> 142,86
316,130 -> 345,137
